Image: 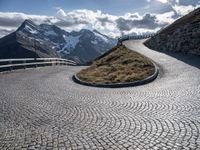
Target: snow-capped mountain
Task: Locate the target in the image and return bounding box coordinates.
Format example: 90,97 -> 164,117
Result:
58,29 -> 117,64
0,19 -> 117,64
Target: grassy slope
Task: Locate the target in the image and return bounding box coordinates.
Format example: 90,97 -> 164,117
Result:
77,45 -> 155,85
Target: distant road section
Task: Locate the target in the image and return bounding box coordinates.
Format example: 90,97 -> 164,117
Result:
0,40 -> 200,149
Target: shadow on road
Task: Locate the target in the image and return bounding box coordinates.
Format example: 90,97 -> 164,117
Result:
155,50 -> 200,69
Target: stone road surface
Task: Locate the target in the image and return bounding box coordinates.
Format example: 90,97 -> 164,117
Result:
0,40 -> 200,150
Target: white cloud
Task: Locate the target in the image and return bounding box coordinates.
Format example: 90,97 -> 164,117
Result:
57,9 -> 66,17
0,4 -> 197,38
0,12 -> 54,27
172,4 -> 197,15
146,0 -> 199,22
0,27 -> 15,37
50,9 -> 174,36
122,27 -> 161,36
156,0 -> 168,3
0,9 -> 172,38
152,0 -> 179,4
156,11 -> 175,24
53,9 -> 118,36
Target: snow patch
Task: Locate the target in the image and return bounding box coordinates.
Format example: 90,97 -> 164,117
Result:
25,24 -> 38,34
91,40 -> 98,44
59,35 -> 80,54
63,35 -> 80,49
94,32 -> 109,42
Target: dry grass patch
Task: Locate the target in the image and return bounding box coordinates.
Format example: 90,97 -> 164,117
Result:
77,45 -> 155,84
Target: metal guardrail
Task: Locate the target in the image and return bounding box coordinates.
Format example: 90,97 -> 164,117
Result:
118,34 -> 156,43
0,58 -> 77,73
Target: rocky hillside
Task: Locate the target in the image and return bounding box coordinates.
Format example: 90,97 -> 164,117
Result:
0,20 -> 117,64
0,21 -> 59,59
145,7 -> 200,56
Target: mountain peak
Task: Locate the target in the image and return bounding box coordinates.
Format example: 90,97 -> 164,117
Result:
0,20 -> 117,64
24,19 -> 35,25
93,29 -> 100,34
17,19 -> 38,32
79,29 -> 91,33
93,29 -> 110,39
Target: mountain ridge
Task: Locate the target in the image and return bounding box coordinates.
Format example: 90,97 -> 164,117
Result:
0,19 -> 117,64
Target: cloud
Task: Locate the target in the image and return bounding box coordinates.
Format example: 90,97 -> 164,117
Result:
57,9 -> 66,17
149,0 -> 179,4
0,27 -> 15,37
0,12 -> 55,38
56,9 -> 90,26
96,16 -> 114,26
116,14 -> 159,31
0,10 -> 171,38
148,0 -> 198,16
122,27 -> 161,36
156,0 -> 168,3
0,4 -> 197,38
172,4 -> 198,15
155,11 -> 175,24
54,9 -> 172,36
0,12 -> 53,27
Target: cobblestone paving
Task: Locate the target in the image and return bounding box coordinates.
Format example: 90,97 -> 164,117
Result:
0,40 -> 200,150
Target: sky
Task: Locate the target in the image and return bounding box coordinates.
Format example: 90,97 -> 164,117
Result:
0,0 -> 199,38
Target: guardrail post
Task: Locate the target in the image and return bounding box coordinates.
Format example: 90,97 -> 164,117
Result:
55,59 -> 59,66
34,59 -> 37,68
9,60 -> 12,71
23,60 -> 26,69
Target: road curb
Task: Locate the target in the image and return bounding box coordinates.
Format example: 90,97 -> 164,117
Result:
72,62 -> 159,88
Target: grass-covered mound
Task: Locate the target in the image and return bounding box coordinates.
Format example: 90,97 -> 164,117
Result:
76,45 -> 155,85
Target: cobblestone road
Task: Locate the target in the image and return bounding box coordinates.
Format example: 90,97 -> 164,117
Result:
0,40 -> 200,150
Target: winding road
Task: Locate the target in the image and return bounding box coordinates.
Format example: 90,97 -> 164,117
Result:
0,40 -> 200,150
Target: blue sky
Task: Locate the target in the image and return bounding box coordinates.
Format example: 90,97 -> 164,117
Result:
0,0 -> 199,15
0,0 -> 199,37
0,0 -> 162,15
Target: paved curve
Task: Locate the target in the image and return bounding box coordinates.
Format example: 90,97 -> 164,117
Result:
0,40 -> 200,150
